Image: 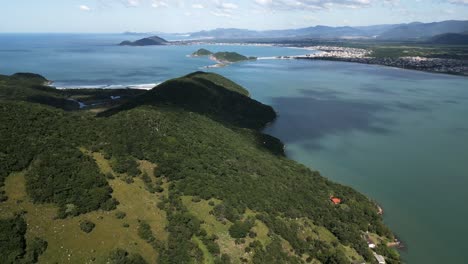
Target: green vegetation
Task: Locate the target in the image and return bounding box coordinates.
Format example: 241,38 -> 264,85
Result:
229,218 -> 255,239
80,220 -> 96,233
106,72 -> 273,130
430,33 -> 468,45
120,36 -> 169,46
116,211 -> 127,219
185,71 -> 250,97
192,48 -> 213,56
26,146 -> 117,218
108,249 -> 148,264
23,237 -> 48,263
0,72 -> 400,263
258,38 -> 468,60
0,215 -> 27,263
212,52 -> 256,63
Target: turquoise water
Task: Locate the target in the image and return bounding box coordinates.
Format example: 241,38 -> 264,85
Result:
0,34 -> 307,88
1,34 -> 468,263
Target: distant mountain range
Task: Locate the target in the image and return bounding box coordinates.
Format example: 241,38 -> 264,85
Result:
183,20 -> 468,41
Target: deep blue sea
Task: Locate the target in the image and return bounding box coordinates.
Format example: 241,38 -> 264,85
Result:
1,34 -> 468,264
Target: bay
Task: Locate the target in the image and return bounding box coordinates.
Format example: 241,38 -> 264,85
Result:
1,33 -> 467,263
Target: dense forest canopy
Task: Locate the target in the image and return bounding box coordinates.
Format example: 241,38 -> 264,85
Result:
0,72 -> 400,263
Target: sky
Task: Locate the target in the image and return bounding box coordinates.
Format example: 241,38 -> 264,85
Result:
1,0 -> 468,33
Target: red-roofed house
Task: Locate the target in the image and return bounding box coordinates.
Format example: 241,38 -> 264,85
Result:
330,197 -> 342,205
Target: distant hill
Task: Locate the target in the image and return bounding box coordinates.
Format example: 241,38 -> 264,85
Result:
378,20 -> 468,40
191,49 -> 256,64
429,32 -> 468,45
191,48 -> 213,56
187,26 -> 368,39
212,52 -> 256,63
105,72 -> 272,129
119,36 -> 169,46
185,20 -> 468,40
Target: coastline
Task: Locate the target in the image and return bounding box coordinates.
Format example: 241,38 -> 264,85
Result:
295,56 -> 468,77
182,41 -> 468,77
283,45 -> 468,77
51,82 -> 160,90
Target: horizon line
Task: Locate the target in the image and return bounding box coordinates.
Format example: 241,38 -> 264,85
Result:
1,19 -> 467,35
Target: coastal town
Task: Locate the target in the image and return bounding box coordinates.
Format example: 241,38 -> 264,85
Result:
293,46 -> 468,76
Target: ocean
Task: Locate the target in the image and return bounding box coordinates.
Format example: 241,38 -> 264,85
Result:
1,33 -> 468,263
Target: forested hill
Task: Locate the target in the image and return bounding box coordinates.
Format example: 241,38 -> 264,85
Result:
0,72 -> 400,264
101,72 -> 271,130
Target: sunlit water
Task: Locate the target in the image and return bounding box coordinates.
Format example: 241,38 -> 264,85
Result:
1,34 -> 467,263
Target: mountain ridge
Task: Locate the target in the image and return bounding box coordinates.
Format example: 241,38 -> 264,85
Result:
182,20 -> 468,40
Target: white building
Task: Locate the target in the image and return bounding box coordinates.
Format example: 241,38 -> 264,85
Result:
373,252 -> 386,264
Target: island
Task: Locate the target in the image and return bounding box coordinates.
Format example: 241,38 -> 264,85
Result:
191,48 -> 257,67
191,48 -> 213,57
119,35 -> 169,46
0,72 -> 400,264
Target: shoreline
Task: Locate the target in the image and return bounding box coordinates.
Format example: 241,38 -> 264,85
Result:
50,82 -> 160,90
295,56 -> 468,77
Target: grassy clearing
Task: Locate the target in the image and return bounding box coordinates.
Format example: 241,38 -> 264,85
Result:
182,196 -> 274,264
295,218 -> 364,263
92,152 -> 168,241
181,196 -> 226,236
1,172 -> 155,263
192,236 -> 215,264
139,160 -> 157,178
0,153 -> 169,264
368,232 -> 390,245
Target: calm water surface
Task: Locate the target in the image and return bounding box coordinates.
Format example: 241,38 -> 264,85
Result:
1,34 -> 468,264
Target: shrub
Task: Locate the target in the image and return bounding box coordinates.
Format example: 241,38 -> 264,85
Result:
80,220 -> 96,233
115,211 -> 127,219
229,218 -> 255,239
108,248 -> 147,264
23,237 -> 48,263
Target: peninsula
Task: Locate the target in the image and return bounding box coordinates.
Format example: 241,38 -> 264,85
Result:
0,71 -> 400,264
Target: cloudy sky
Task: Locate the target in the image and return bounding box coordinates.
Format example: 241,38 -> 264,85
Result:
1,0 -> 468,33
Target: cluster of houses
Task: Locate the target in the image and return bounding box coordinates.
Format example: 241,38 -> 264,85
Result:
295,47 -> 468,76
301,46 -> 371,59
330,196 -> 393,264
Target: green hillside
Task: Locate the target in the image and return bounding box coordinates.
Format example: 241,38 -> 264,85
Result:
213,52 -> 257,63
0,72 -> 400,264
192,48 -> 214,56
429,33 -> 468,45
104,72 -> 267,129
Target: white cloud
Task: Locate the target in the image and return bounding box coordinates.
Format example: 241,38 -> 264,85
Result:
255,0 -> 273,5
209,0 -> 239,18
79,5 -> 91,11
221,3 -> 238,9
253,0 -> 396,11
192,3 -> 205,9
449,0 -> 468,5
152,0 -> 168,8
127,0 -> 140,7
210,11 -> 232,17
